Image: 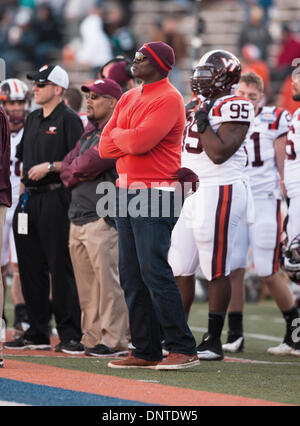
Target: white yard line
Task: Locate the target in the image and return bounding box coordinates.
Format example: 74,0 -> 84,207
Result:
0,400 -> 32,406
224,357 -> 299,365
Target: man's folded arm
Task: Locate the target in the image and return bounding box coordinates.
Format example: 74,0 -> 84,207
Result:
99,103 -> 127,159
61,144 -> 116,188
110,100 -> 179,155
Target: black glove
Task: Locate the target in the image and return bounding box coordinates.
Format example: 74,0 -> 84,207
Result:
185,99 -> 199,118
195,103 -> 210,134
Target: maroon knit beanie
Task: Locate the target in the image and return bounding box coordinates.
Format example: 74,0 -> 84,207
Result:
138,41 -> 175,77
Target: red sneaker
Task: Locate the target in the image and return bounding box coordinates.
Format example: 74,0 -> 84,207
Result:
155,353 -> 200,370
108,354 -> 159,369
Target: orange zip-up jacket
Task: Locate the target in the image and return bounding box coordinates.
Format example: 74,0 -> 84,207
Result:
99,78 -> 185,188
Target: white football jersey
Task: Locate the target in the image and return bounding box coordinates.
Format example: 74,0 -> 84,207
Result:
10,128 -> 23,205
284,107 -> 300,198
244,106 -> 290,199
182,95 -> 254,186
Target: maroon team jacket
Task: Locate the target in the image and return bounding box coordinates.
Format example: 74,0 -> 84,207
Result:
0,106 -> 11,207
61,120 -> 115,189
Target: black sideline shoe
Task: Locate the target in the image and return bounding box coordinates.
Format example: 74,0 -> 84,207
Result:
196,333 -> 224,361
55,340 -> 85,355
4,336 -> 51,350
85,344 -> 128,358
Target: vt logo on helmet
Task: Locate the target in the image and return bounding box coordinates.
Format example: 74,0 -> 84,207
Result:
220,57 -> 240,72
191,50 -> 242,99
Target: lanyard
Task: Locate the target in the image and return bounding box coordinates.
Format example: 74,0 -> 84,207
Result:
21,190 -> 29,213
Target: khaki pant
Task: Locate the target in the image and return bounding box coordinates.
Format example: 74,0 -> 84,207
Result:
0,206 -> 7,341
69,218 -> 128,350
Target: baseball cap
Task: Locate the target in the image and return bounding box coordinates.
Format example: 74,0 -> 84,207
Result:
138,41 -> 175,77
27,64 -> 69,89
81,78 -> 122,100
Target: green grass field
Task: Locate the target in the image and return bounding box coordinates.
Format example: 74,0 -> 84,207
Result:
3,286 -> 300,406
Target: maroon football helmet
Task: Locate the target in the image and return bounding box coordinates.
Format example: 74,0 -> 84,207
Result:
191,50 -> 241,99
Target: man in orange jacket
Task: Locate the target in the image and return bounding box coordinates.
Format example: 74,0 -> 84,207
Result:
100,41 -> 199,370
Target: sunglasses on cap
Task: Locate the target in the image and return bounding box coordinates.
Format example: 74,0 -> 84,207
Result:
85,93 -> 112,100
133,52 -> 147,63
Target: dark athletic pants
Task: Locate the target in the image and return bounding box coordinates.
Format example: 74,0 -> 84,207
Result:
13,187 -> 82,344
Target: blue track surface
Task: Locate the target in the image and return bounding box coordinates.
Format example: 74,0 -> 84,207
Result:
0,378 -> 150,406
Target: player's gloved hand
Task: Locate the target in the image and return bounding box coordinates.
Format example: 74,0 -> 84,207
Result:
185,99 -> 199,118
195,102 -> 210,133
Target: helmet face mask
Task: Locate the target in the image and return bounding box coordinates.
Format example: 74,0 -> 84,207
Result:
191,50 -> 241,99
290,241 -> 300,263
4,101 -> 27,125
191,65 -> 217,98
0,79 -> 31,126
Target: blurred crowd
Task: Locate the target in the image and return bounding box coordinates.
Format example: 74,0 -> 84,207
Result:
237,0 -> 300,113
0,0 -> 137,77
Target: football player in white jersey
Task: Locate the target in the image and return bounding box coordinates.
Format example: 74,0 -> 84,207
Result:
223,72 -> 300,357
282,71 -> 300,262
168,50 -> 255,360
0,79 -> 31,336
284,72 -> 300,227
169,93 -> 202,322
279,71 -> 300,357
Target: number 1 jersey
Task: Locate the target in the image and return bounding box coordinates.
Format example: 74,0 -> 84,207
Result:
245,106 -> 290,199
182,95 -> 254,186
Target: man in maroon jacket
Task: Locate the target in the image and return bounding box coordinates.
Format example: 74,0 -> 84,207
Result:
61,78 -> 129,357
0,105 -> 12,367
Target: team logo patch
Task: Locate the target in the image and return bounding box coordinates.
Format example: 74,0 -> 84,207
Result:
39,65 -> 49,72
261,112 -> 276,123
46,126 -> 57,135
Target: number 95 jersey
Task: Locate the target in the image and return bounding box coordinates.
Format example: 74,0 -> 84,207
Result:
182,95 -> 254,186
284,107 -> 300,199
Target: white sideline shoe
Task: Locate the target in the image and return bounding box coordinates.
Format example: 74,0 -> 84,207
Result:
267,342 -> 294,355
222,337 -> 244,353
